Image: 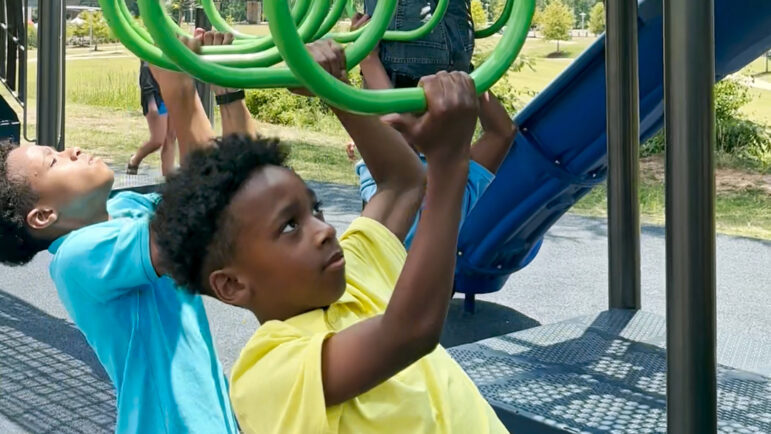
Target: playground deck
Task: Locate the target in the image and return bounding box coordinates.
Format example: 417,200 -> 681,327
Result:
1,181 -> 769,433
450,310 -> 771,433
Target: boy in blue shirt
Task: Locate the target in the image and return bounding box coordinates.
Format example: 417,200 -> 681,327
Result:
0,31 -> 248,433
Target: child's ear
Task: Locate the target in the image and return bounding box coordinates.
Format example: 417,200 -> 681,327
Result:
26,207 -> 58,231
209,269 -> 250,306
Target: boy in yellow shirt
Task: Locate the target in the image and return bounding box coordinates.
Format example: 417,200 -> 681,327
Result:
152,41 -> 508,434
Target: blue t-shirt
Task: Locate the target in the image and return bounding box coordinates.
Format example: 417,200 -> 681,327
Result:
48,192 -> 238,434
355,156 -> 495,248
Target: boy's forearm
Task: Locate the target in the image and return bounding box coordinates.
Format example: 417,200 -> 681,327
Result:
472,93 -> 516,173
333,109 -> 423,188
163,86 -> 216,158
220,100 -> 257,138
478,92 -> 515,140
359,56 -> 392,90
383,160 -> 468,345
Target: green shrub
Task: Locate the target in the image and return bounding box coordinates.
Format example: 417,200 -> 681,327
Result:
642,78 -> 771,167
245,88 -> 342,133
27,25 -> 37,48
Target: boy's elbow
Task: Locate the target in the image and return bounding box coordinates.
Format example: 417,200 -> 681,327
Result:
382,163 -> 426,199
399,326 -> 442,361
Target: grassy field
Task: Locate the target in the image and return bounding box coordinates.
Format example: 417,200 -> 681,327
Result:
6,32 -> 770,239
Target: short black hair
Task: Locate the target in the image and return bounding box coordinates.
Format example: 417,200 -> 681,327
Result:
0,141 -> 49,265
152,134 -> 289,295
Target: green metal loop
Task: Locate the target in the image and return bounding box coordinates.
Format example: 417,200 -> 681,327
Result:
314,0 -> 350,40
327,0 -> 449,43
107,0 -> 328,66
133,0 -> 395,88
100,0 -> 178,70
266,0 -> 535,113
475,0 -> 514,38
199,0 -> 330,67
199,0 -> 311,39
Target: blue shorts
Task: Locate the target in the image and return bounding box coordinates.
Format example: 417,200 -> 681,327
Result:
364,0 -> 474,86
157,101 -> 167,115
356,155 -> 495,249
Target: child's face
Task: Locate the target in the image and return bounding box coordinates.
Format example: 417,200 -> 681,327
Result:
6,145 -> 114,232
213,166 -> 347,321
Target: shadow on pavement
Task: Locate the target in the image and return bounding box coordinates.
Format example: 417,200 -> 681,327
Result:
441,299 -> 541,348
0,290 -> 115,433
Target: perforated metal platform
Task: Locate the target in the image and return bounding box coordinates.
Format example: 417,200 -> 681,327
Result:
109,164 -> 163,194
448,310 -> 771,434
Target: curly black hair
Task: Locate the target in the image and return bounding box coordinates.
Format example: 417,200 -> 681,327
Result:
0,141 -> 49,266
152,134 -> 289,296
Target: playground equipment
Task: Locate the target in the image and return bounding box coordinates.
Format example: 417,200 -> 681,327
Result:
104,0 -> 535,114
0,0 -> 26,143
3,0 -> 770,432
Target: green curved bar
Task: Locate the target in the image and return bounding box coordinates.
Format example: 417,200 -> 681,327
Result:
266,0 -> 535,113
328,0 -> 449,43
134,0 -> 395,88
313,0 -> 349,40
112,0 -> 326,62
100,0 -> 179,69
475,0 -> 514,38
119,0 -> 310,56
103,0 -> 303,69
199,0 -> 311,39
199,0 -> 330,67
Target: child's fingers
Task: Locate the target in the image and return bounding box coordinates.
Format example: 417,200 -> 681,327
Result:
203,30 -> 214,46
213,31 -> 225,46
223,32 -> 234,46
193,27 -> 206,39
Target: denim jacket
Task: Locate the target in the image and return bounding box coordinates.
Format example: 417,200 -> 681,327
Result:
364,0 -> 474,84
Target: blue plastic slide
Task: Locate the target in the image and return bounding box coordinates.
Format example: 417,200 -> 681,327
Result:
454,0 -> 771,309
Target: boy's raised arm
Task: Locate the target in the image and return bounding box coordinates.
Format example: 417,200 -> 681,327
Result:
321,72 -> 478,406
470,91 -> 517,173
150,30 -> 257,162
306,41 -> 426,241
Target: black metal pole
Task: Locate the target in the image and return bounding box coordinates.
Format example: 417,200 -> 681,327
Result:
664,0 -> 717,432
37,0 -> 64,150
605,0 -> 641,310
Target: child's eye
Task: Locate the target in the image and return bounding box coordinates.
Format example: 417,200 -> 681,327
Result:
50,158 -> 57,168
281,219 -> 299,234
312,201 -> 324,218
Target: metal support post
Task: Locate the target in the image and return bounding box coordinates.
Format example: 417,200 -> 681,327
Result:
37,0 -> 65,150
605,0 -> 641,309
664,0 -> 717,432
194,7 -> 214,125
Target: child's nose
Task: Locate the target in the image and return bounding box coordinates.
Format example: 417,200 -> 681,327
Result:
314,221 -> 337,246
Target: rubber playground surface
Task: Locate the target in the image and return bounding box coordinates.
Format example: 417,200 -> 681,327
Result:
1,181 -> 770,433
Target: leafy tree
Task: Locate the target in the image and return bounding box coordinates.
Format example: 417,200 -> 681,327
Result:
71,11 -> 112,50
489,0 -> 506,23
588,2 -> 605,35
531,7 -> 543,30
541,0 -> 574,53
471,0 -> 488,27
169,0 -> 196,25
221,0 -> 246,22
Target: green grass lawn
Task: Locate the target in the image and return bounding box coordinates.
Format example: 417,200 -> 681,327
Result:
741,88 -> 771,124
573,180 -> 771,240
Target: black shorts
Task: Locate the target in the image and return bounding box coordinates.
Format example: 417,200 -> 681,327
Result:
141,92 -> 164,116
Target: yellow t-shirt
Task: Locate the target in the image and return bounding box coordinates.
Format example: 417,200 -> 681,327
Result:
230,217 -> 508,434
